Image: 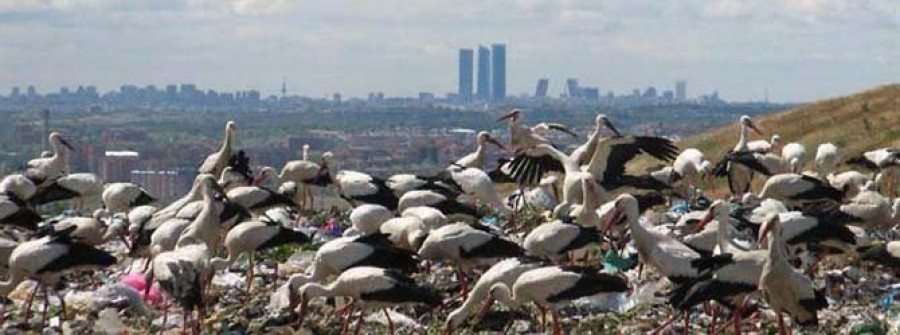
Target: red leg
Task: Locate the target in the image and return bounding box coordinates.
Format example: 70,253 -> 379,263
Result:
475,296 -> 495,320
353,309 -> 365,335
552,310 -> 562,335
710,303 -> 718,335
383,308 -> 394,335
683,310 -> 690,335
23,282 -> 39,323
776,311 -> 786,335
457,267 -> 469,297
535,303 -> 548,332
339,306 -> 355,335
650,312 -> 679,335
41,285 -> 49,327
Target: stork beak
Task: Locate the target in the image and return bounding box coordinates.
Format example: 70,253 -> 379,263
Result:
295,298 -> 308,329
554,125 -> 579,138
748,121 -> 763,136
758,219 -> 772,248
59,138 -> 75,151
603,120 -> 622,137
213,183 -> 229,201
601,208 -> 622,234
496,110 -> 518,122
486,136 -> 505,150
695,209 -> 715,233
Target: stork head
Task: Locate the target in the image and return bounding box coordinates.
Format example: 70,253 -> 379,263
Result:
477,131 -> 505,150
740,115 -> 763,136
226,120 -> 237,132
757,214 -> 783,248
49,132 -> 75,151
496,109 -> 522,123
444,308 -> 468,333
696,200 -> 727,232
596,114 -> 622,137
771,134 -> 782,149
602,194 -> 639,234
254,166 -> 278,186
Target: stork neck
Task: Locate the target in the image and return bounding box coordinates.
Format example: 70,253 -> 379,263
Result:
0,272 -> 23,297
300,282 -> 335,300
736,123 -> 749,151
765,228 -> 790,272
222,128 -> 234,152
490,283 -> 521,309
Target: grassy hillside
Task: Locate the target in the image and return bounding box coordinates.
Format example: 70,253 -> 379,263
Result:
633,84 -> 900,197
685,84 -> 900,160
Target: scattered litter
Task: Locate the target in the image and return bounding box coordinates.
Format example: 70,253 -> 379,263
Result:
94,308 -> 129,334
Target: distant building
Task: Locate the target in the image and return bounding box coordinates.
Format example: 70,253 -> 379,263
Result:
130,169 -> 193,203
663,90 -> 675,100
566,79 -> 580,98
333,93 -> 342,104
581,87 -> 600,100
491,44 -> 506,101
676,80 -> 687,101
476,46 -> 491,100
643,87 -> 658,99
418,92 -> 435,104
103,151 -> 140,183
458,49 -> 474,102
535,78 -> 549,98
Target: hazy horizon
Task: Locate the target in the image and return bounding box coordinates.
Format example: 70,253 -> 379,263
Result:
1,0 -> 897,102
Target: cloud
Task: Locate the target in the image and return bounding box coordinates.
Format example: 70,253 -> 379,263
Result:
0,0 -> 897,102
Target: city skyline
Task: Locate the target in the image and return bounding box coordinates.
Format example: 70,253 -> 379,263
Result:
0,1 -> 897,102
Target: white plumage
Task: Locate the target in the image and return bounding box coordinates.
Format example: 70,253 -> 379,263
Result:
0,174 -> 36,200
781,142 -> 807,173
400,206 -> 448,231
747,134 -> 781,153
379,216 -> 429,251
102,182 -> 155,214
453,131 -> 504,169
349,204 -> 393,235
815,143 -> 840,176
198,121 -> 237,178
444,257 -> 544,332
418,223 -> 521,270
25,132 -> 74,186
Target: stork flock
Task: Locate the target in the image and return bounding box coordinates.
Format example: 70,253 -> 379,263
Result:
1,112 -> 899,334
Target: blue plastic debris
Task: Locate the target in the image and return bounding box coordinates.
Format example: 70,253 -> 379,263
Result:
878,289 -> 899,310
602,250 -> 638,272
480,215 -> 498,226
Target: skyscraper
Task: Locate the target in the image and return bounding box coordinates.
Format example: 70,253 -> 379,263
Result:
566,79 -> 581,98
458,49 -> 474,102
491,43 -> 506,101
676,80 -> 687,101
476,46 -> 490,100
535,78 -> 549,98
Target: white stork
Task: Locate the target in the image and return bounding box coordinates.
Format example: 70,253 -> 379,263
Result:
102,182 -> 155,214
418,223 -> 523,293
758,215 -> 828,334
490,266 -> 628,335
175,174 -> 228,250
847,148 -> 900,198
379,216 -> 430,251
0,226 -> 116,326
672,148 -> 712,204
443,257 -> 546,334
583,123 -> 679,193
151,242 -> 212,334
815,143 -> 840,177
860,241 -> 900,271
827,170 -> 870,200
225,185 -> 297,215
281,233 -> 420,307
781,142 -> 807,174
25,132 -> 75,186
569,114 -> 620,166
719,115 -> 764,198
758,173 -> 844,206
29,173 -> 103,210
398,189 -> 480,221
602,194 -> 732,283
747,134 -> 782,153
295,266 -> 441,335
0,174 -> 37,201
495,109 -> 566,187
452,131 -> 505,169
401,206 -> 448,231
348,204 -> 394,236
211,218 -> 311,291
198,120 -> 237,178
0,194 -> 42,231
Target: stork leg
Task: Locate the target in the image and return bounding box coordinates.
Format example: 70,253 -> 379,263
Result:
183,308 -> 190,335
457,267 -> 470,297
475,296 -> 495,320
776,311 -> 787,335
195,305 -> 206,335
161,298 -> 168,331
57,289 -> 67,320
273,262 -> 279,288
338,306 -> 355,335
683,310 -> 690,335
708,303 -> 717,335
40,285 -> 49,327
733,296 -> 746,335
551,309 -> 562,335
22,282 -> 40,323
383,308 -> 394,335
246,252 -> 255,293
650,312 -> 680,335
353,309 -> 365,335
535,303 -> 548,333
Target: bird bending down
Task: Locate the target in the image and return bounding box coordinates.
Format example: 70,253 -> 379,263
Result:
490,265 -> 628,335
295,266 -> 441,335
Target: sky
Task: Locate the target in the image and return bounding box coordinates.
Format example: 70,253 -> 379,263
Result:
0,0 -> 897,102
